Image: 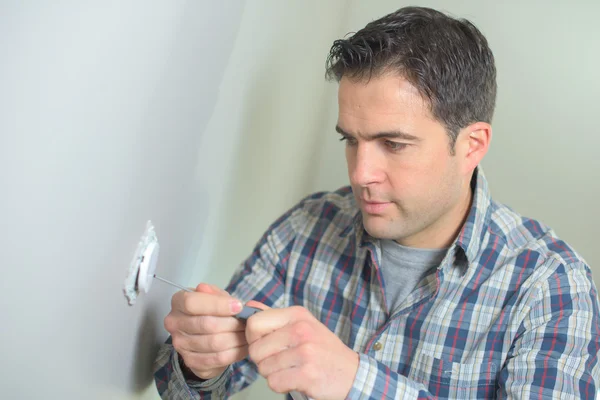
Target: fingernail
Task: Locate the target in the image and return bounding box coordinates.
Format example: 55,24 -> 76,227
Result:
230,299 -> 243,313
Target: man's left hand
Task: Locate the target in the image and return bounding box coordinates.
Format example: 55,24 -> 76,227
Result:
245,303 -> 359,400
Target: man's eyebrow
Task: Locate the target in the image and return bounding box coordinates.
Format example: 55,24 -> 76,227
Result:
335,125 -> 421,141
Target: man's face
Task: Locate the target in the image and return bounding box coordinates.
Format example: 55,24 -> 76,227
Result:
337,74 -> 472,248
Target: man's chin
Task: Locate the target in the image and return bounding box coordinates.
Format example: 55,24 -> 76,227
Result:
361,214 -> 401,240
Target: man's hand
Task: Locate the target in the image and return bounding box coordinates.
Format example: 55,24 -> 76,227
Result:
164,283 -> 248,380
245,305 -> 359,400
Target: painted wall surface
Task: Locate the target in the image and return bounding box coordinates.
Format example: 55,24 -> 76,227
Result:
0,2 -> 244,399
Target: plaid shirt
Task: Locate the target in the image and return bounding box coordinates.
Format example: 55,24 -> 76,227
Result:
154,167 -> 600,399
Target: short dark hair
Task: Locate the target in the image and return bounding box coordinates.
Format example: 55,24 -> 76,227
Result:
326,6 -> 497,151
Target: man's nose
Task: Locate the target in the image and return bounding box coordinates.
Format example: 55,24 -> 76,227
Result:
350,145 -> 384,187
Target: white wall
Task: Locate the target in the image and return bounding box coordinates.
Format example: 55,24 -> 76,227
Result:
313,0 -> 600,279
0,2 -> 244,399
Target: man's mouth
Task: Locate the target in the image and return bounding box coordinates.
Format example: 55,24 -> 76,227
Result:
361,199 -> 392,214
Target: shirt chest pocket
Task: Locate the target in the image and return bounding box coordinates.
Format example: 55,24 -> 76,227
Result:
408,352 -> 498,398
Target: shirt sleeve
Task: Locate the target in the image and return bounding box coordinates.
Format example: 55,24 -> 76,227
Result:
347,353 -> 435,399
153,337 -> 233,400
153,202 -> 299,399
497,262 -> 600,399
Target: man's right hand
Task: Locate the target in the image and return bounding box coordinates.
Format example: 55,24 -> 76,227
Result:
164,283 -> 248,380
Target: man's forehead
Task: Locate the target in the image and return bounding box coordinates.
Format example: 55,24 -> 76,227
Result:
338,74 -> 428,113
337,74 -> 433,130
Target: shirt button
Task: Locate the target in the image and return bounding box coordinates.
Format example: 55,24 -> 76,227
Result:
373,341 -> 383,351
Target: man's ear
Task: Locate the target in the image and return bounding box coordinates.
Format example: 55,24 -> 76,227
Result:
455,122 -> 492,174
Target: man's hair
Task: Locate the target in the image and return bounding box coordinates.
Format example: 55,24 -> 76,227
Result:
326,6 -> 497,151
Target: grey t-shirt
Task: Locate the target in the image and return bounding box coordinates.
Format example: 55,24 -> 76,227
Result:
380,239 -> 447,312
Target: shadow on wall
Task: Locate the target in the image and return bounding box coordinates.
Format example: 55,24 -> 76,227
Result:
131,306 -> 162,393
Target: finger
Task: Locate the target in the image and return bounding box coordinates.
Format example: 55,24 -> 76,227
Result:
196,283 -> 230,297
248,324 -> 299,364
257,344 -> 306,378
265,366 -> 304,395
246,300 -> 271,311
246,306 -> 309,344
178,331 -> 247,353
180,345 -> 250,372
175,291 -> 243,316
178,315 -> 246,334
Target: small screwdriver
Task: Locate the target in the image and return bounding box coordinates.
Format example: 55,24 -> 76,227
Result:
152,274 -> 263,320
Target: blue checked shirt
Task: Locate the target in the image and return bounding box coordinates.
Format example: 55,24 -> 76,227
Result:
154,167 -> 600,399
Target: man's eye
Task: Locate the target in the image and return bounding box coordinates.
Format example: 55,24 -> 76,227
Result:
339,136 -> 357,146
385,141 -> 407,151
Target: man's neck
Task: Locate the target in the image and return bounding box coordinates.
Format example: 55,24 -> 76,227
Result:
395,185 -> 474,249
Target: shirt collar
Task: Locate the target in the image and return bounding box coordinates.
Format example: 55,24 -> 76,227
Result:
342,166 -> 493,270
455,166 -> 493,265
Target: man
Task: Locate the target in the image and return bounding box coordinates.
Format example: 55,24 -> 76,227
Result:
154,6 -> 600,399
